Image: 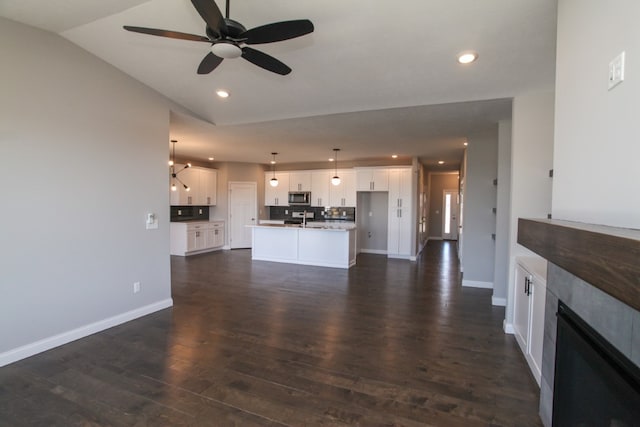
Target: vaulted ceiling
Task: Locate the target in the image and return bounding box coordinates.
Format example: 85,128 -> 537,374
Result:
0,0 -> 557,168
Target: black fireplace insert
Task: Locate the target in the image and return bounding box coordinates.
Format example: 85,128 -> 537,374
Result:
553,301 -> 640,427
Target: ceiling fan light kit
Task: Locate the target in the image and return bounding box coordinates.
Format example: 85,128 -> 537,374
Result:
124,0 -> 314,76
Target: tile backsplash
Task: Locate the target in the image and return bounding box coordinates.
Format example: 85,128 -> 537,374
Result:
269,206 -> 355,221
170,206 -> 209,222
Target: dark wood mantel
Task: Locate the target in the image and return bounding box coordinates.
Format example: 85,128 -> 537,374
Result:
518,218 -> 640,312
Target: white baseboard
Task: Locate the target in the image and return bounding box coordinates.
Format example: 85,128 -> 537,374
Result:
359,249 -> 388,255
387,253 -> 411,260
462,280 -> 494,289
428,236 -> 443,241
223,245 -> 231,250
503,321 -> 515,334
0,298 -> 173,367
492,297 -> 507,306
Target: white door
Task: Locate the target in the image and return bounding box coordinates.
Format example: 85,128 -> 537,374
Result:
229,182 -> 257,249
442,190 -> 459,240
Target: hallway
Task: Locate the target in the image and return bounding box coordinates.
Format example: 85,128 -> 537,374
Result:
0,241 -> 541,426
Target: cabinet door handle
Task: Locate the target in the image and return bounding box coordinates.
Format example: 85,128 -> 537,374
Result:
525,277 -> 532,295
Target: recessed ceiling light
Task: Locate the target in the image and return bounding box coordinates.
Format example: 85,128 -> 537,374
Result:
328,158 -> 335,162
208,157 -> 214,161
216,90 -> 229,98
438,160 -> 445,165
463,141 -> 468,146
391,154 -> 398,159
457,51 -> 478,64
270,160 -> 276,164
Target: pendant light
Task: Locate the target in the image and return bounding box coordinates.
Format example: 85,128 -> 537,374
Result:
331,148 -> 341,186
269,152 -> 279,187
169,139 -> 191,192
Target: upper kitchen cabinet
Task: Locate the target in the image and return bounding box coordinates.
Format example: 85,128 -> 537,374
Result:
329,170 -> 356,207
170,165 -> 217,206
264,172 -> 290,206
200,168 -> 217,206
356,168 -> 389,192
311,170 -> 331,207
289,171 -> 311,192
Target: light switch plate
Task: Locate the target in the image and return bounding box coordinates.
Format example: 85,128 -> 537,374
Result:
608,51 -> 625,90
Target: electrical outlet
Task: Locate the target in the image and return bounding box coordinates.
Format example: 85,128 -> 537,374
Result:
133,282 -> 141,293
608,51 -> 625,90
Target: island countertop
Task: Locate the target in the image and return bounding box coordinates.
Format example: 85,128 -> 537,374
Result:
250,223 -> 357,269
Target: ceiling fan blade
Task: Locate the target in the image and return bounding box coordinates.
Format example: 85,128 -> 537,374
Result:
241,47 -> 291,75
242,20 -> 314,45
197,52 -> 224,74
123,26 -> 210,42
191,0 -> 227,37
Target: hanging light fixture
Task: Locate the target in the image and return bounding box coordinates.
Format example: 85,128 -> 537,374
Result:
331,148 -> 341,186
169,139 -> 191,192
269,152 -> 279,187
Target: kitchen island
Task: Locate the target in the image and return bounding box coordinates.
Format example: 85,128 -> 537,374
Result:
250,223 -> 356,269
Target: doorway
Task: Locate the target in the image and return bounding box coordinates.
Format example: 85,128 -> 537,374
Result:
442,190 -> 459,240
228,182 -> 257,249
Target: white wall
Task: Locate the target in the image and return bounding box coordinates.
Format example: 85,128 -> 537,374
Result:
0,18 -> 173,365
492,120 -> 512,306
461,128 -> 498,287
504,91 -> 554,329
553,0 -> 640,229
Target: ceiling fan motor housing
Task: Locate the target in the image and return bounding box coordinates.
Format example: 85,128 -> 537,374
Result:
206,19 -> 246,40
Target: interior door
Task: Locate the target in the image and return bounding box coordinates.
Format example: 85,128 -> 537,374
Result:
442,190 -> 459,240
229,182 -> 257,249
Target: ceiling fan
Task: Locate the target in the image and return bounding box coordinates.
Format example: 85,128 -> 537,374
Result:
123,0 -> 314,75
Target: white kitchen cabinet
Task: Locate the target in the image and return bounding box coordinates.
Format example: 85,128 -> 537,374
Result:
207,221 -> 224,248
329,170 -> 356,207
356,168 -> 389,191
387,168 -> 413,258
311,170 -> 331,207
264,172 -> 290,206
289,171 -> 311,192
199,167 -> 217,206
170,221 -> 225,256
513,256 -> 547,386
170,165 -> 197,206
170,165 -> 217,206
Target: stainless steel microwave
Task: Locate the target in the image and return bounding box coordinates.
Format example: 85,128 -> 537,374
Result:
288,191 -> 311,205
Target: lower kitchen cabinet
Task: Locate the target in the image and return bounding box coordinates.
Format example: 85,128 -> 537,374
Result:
170,221 -> 225,256
513,256 -> 547,386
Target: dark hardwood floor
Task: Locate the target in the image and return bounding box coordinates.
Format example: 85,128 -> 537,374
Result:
0,241 -> 541,426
